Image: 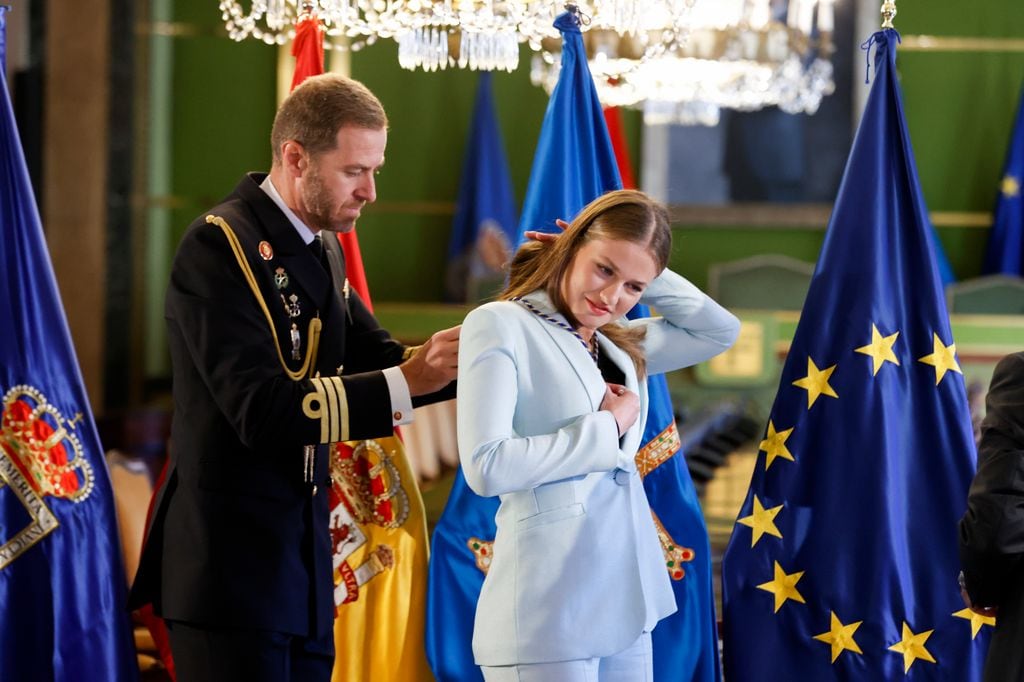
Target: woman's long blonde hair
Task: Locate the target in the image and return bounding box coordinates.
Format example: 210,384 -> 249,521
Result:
503,189 -> 672,378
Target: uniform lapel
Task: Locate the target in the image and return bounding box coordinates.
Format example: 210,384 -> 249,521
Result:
233,174 -> 348,378
237,173 -> 333,309
314,235 -> 350,363
521,291 -> 605,412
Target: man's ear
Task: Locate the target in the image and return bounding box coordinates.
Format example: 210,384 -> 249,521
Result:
280,140 -> 307,177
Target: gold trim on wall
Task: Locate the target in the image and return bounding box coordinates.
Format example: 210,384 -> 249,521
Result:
669,204 -> 833,229
901,35 -> 1024,53
138,21 -> 226,38
930,211 -> 992,228
669,205 -> 993,230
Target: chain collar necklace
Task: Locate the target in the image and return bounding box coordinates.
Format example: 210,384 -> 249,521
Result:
513,296 -> 598,364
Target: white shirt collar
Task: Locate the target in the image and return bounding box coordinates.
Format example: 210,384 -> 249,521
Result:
259,174 -> 317,246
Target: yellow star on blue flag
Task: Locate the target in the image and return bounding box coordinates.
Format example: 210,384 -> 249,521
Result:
888,622 -> 936,673
791,357 -> 838,408
918,333 -> 962,385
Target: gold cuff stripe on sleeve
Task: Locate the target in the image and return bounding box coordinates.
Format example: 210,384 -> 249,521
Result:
321,377 -> 340,442
323,376 -> 344,442
402,345 -> 421,361
302,376 -> 350,443
333,377 -> 350,442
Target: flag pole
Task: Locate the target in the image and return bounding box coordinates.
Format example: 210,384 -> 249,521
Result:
881,0 -> 897,29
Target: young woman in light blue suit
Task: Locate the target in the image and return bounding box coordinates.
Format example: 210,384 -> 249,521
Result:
457,190 -> 741,681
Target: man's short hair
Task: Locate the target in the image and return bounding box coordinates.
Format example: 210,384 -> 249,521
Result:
271,73 -> 388,163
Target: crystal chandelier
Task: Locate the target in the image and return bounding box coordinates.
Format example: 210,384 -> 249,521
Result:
219,0 -> 524,70
531,0 -> 837,126
219,0 -> 698,73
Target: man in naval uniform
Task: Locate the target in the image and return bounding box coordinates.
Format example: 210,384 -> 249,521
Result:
129,73 -> 459,681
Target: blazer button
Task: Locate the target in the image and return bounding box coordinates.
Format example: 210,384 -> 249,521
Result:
613,469 -> 631,486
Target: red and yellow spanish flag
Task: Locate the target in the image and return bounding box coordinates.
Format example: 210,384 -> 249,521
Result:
291,15 -> 434,682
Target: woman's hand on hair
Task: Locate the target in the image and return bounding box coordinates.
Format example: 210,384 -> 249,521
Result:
600,383 -> 639,437
522,218 -> 569,244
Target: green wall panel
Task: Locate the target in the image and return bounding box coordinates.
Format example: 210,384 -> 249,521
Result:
349,41 -> 550,300
901,51 -> 1024,213
356,213 -> 451,302
935,226 -> 990,280
170,34 -> 275,246
898,1 -> 1024,39
670,227 -> 827,291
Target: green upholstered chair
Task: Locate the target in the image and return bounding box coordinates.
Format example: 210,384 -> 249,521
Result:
946,275 -> 1024,315
708,254 -> 815,312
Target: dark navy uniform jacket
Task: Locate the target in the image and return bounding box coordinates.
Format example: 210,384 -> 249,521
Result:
130,172 -> 445,640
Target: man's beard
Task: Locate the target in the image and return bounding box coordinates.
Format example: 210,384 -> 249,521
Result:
302,166 -> 351,233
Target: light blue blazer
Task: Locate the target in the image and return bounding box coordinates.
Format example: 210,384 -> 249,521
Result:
457,268 -> 740,666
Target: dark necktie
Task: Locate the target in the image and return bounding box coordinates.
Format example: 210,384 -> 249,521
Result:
309,234 -> 327,272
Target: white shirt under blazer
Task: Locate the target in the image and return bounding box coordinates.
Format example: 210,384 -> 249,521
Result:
458,268 -> 741,667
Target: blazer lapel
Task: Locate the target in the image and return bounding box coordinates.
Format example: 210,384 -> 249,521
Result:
521,292 -> 605,411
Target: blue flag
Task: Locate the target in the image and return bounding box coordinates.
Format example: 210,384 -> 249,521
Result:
426,71 -> 517,681
721,30 -> 989,680
0,10 -> 139,681
445,72 -> 519,303
426,11 -> 721,682
982,85 -> 1024,275
426,468 -> 501,681
518,14 -> 721,682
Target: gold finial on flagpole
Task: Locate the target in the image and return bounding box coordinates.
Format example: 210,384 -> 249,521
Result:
881,0 -> 897,29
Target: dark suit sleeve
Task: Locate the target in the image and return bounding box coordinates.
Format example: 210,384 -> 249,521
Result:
167,221 -> 395,449
959,352 -> 1024,606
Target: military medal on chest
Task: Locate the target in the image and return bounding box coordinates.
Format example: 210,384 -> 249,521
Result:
290,323 -> 301,360
274,266 -> 289,289
285,293 -> 301,318
258,240 -> 274,260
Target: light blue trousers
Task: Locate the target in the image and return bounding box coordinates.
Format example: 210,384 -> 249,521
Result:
480,632 -> 653,682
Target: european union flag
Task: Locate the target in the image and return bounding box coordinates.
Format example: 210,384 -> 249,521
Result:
0,9 -> 139,681
982,85 -> 1024,275
426,10 -> 720,682
445,73 -> 519,303
721,30 -> 989,680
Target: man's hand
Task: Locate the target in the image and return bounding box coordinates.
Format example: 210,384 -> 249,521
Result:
600,383 -> 639,437
522,218 -> 569,244
959,573 -> 999,618
400,325 -> 460,397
